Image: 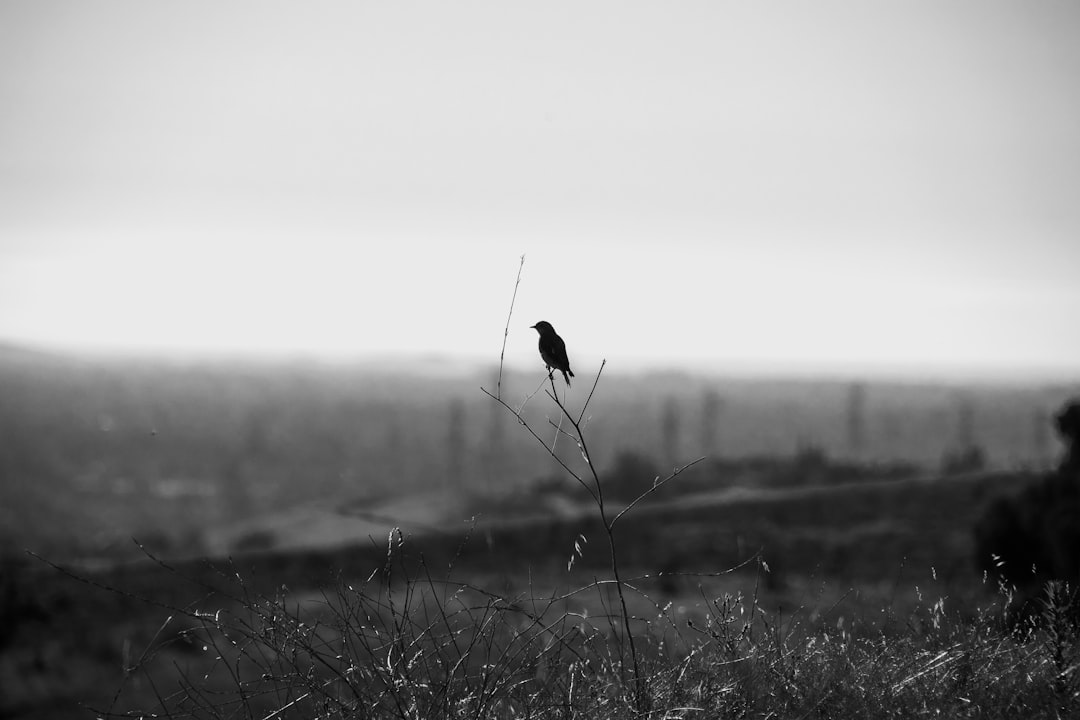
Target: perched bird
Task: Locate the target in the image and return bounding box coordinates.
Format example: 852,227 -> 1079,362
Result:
531,320 -> 575,387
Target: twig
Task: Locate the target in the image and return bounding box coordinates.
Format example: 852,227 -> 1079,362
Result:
576,358 -> 607,426
482,269 -> 707,714
497,254 -> 525,401
609,457 -> 706,530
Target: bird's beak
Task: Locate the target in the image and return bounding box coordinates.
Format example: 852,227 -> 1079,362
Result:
529,324 -> 536,329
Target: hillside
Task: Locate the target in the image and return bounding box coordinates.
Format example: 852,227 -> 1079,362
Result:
1,344 -> 1073,566
1,465 -> 1049,720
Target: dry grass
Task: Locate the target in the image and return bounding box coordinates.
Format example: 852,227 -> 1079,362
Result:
96,543 -> 1078,720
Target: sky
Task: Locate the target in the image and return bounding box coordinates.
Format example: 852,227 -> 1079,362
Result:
1,1 -> 1079,381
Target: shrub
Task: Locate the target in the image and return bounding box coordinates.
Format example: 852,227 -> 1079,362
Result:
974,399 -> 1080,590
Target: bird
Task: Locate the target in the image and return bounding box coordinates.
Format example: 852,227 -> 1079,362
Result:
531,320 -> 575,387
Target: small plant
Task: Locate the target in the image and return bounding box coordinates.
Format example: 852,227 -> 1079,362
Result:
480,256 -> 703,712
1039,580 -> 1079,701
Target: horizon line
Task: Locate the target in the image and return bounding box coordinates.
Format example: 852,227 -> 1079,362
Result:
2,337 -> 1077,387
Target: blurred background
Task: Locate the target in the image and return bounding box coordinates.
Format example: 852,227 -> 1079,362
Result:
1,2 -> 1079,717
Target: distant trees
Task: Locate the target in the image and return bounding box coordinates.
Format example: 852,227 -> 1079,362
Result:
974,399 -> 1080,587
700,390 -> 723,457
661,398 -> 681,469
941,444 -> 987,476
604,451 -> 662,503
445,398 -> 466,492
847,382 -> 866,459
941,394 -> 986,475
1058,401 -> 1080,473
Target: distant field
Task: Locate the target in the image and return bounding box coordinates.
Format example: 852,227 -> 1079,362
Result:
1,344 -> 1074,718
1,342 -> 1073,565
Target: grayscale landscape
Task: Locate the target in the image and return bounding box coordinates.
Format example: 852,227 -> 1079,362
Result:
2,1 -> 1079,717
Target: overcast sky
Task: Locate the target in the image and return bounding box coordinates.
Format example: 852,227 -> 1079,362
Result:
1,1 -> 1078,380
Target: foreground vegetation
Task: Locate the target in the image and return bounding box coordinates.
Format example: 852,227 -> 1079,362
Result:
0,463 -> 1064,720
89,542 -> 1077,719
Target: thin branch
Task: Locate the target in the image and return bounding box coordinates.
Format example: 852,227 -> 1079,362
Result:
576,358 -> 607,426
496,254 -> 525,401
514,374 -> 550,415
536,372 -> 648,703
546,417 -> 580,446
480,387 -> 586,489
27,549 -> 215,620
609,456 -> 706,530
548,371 -> 564,452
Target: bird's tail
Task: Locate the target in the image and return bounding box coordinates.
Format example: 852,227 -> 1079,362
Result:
562,370 -> 573,387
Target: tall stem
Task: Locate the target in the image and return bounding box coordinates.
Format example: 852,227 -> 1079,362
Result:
551,381 -> 644,710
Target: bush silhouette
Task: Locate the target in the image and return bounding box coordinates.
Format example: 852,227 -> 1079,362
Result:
974,399 -> 1080,587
